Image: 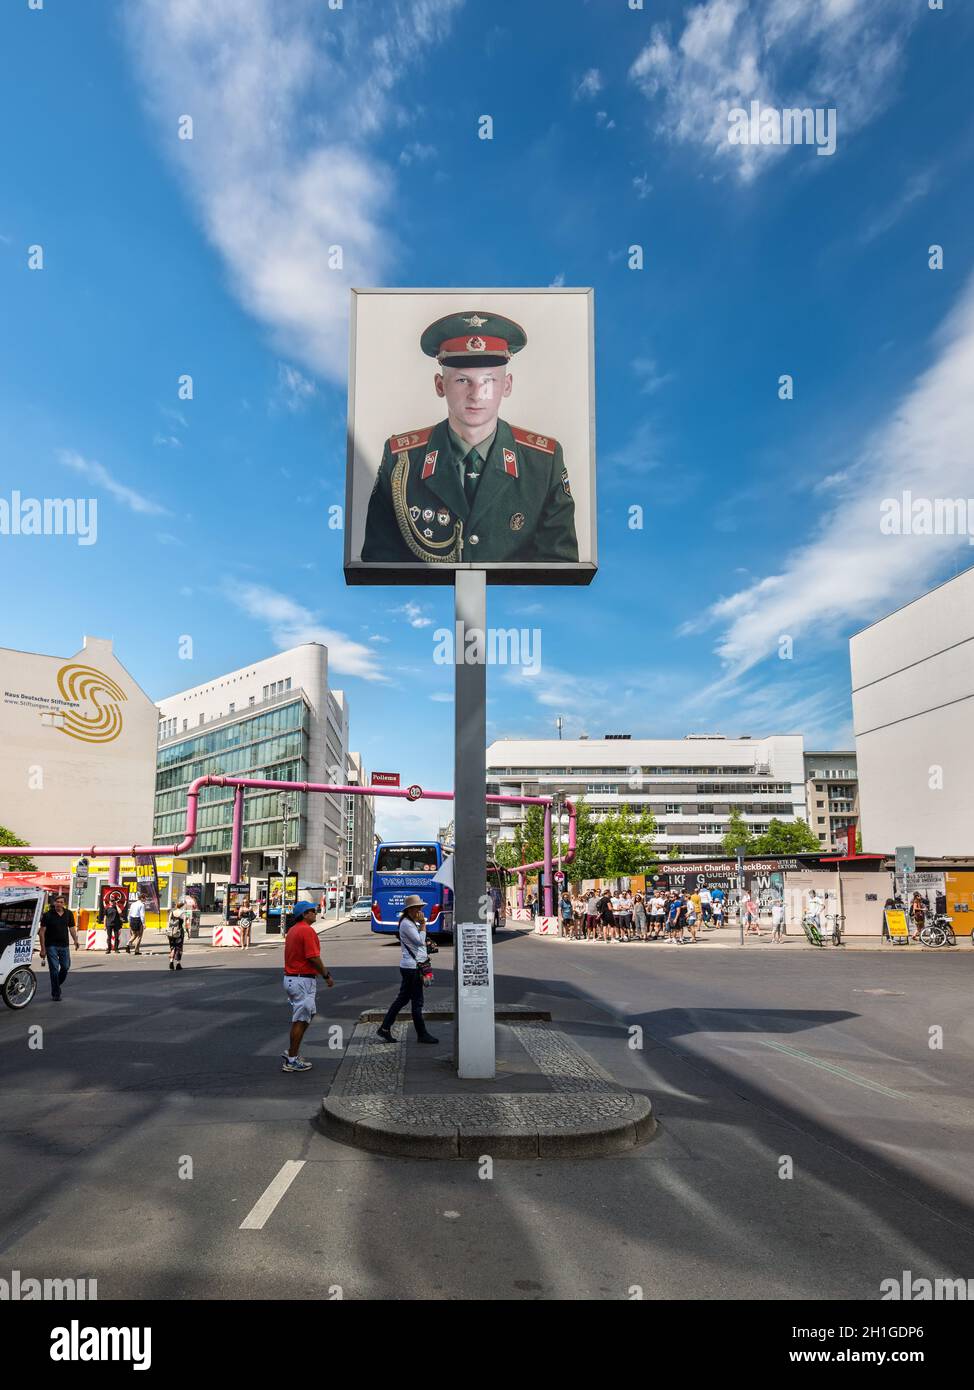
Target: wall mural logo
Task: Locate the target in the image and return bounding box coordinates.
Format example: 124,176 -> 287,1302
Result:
53,664 -> 126,743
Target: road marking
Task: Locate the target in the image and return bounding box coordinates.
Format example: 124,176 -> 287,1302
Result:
757,1041 -> 912,1100
239,1160 -> 305,1230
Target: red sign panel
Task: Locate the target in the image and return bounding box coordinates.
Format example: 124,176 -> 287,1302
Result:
371,772 -> 400,786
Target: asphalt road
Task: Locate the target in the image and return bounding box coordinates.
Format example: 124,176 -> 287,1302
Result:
2,922 -> 973,1301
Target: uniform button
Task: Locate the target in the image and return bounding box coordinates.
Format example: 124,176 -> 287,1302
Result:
469,535 -> 479,545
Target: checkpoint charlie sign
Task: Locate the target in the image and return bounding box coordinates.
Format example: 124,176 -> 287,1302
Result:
344,288 -> 597,585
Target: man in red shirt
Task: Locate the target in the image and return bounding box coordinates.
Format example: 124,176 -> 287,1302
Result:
282,901 -> 334,1073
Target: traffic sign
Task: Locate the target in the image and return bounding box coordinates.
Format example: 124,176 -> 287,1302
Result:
554,871 -> 565,883
406,783 -> 422,801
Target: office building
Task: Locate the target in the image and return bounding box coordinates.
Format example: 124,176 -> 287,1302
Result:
155,644 -> 349,897
486,734 -> 808,856
851,565 -> 974,857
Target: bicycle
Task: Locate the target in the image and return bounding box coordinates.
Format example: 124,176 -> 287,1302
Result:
827,913 -> 845,947
919,915 -> 955,947
801,914 -> 825,947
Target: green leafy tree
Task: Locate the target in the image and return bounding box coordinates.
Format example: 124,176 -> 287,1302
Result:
594,803 -> 657,878
752,818 -> 820,855
0,826 -> 36,872
855,828 -> 863,853
721,808 -> 755,857
667,845 -> 681,861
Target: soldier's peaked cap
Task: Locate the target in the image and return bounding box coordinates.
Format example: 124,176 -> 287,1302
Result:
421,311 -> 526,367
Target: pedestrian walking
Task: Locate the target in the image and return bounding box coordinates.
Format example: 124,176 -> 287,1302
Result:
699,886 -> 712,923
102,896 -> 125,953
166,899 -> 188,971
282,901 -> 334,1072
560,890 -> 574,938
126,895 -> 146,955
38,895 -> 79,1002
376,895 -> 439,1045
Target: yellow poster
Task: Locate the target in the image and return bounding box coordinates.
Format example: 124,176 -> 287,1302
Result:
884,909 -> 910,942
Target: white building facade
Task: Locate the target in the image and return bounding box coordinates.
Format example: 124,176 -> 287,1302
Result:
851,566 -> 974,857
486,734 -> 808,856
0,635 -> 159,869
155,644 -> 349,894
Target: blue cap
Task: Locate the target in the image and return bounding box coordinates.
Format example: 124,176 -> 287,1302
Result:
292,900 -> 318,918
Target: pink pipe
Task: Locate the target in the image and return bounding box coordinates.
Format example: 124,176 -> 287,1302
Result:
13,780 -> 578,862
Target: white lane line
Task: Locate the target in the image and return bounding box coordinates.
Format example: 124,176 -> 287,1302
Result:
757,1041 -> 912,1100
239,1160 -> 305,1230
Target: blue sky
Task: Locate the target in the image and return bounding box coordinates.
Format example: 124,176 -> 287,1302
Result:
2,0 -> 973,839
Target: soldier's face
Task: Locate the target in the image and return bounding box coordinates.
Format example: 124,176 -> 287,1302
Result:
435,364 -> 512,429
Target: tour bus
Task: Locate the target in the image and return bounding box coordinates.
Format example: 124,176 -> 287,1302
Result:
370,842 -> 509,936
371,841 -> 453,936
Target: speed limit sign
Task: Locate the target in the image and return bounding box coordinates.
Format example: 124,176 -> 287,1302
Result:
406,784 -> 423,801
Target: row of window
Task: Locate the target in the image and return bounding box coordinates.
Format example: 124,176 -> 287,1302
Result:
156,735 -> 306,791
493,765 -> 764,777
262,678 -> 292,699
158,702 -> 305,769
167,816 -> 307,856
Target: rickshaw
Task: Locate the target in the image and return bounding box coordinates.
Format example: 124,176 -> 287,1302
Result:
0,888 -> 45,1010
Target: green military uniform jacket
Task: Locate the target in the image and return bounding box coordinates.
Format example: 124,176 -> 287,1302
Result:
361,417 -> 578,565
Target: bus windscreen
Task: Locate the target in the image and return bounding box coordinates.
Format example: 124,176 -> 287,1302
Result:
375,845 -> 439,873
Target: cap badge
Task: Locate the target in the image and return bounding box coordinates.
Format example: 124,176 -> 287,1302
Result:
462,314 -> 488,328
466,336 -> 486,352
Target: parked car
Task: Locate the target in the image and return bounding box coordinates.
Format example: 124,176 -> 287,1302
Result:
349,897 -> 372,922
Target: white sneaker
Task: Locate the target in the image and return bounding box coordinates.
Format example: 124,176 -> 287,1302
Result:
282,1056 -> 313,1072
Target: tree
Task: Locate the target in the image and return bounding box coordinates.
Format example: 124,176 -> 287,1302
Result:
0,826 -> 37,872
855,828 -> 863,854
594,803 -> 657,878
752,818 -> 820,855
667,845 -> 681,860
721,809 -> 755,857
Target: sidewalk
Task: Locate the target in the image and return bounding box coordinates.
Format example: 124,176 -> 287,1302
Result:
76,913 -> 351,956
321,1006 -> 655,1159
528,923 -> 974,953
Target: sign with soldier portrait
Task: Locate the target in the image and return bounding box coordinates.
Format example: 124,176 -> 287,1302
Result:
344,288 -> 597,585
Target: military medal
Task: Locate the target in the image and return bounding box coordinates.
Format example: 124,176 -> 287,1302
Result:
510,512 -> 525,531
409,506 -> 421,521
422,508 -> 434,521
436,510 -> 450,526
423,528 -> 433,538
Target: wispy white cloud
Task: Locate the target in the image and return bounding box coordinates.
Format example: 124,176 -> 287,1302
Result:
226,581 -> 388,682
632,356 -> 675,395
689,272 -> 974,680
399,141 -> 436,165
397,601 -> 432,629
595,111 -> 616,130
59,449 -> 168,515
126,0 -> 461,383
575,68 -> 603,101
632,172 -> 653,199
629,0 -> 917,183
275,362 -> 317,412
860,167 -> 936,245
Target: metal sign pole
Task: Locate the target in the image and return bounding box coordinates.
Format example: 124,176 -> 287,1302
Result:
454,569 -> 493,1079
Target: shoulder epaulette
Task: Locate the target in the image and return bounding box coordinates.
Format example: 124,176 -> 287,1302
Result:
512,426 -> 557,455
388,427 -> 433,452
